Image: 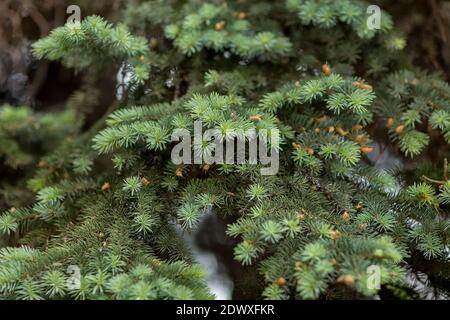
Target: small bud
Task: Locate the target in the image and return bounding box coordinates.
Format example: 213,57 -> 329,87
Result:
297,212 -> 306,220
141,177 -> 150,186
395,125 -> 405,134
329,230 -> 341,240
275,277 -> 287,287
360,146 -> 374,154
249,115 -> 262,122
322,63 -> 332,76
352,81 -> 372,90
336,127 -> 348,136
337,275 -> 354,285
341,211 -> 351,221
359,83 -> 373,91
328,126 -> 335,133
150,38 -> 159,49
386,117 -> 394,128
215,20 -> 226,30
306,147 -> 315,155
175,167 -> 184,177
314,115 -> 327,123
355,134 -> 366,144
314,128 -> 321,134
352,124 -> 363,131
101,182 -> 111,192
292,142 -> 301,149
238,12 -> 247,19
295,261 -> 304,269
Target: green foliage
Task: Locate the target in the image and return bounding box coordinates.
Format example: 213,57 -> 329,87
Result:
286,0 -> 393,39
32,16 -> 151,83
164,3 -> 291,59
1,0 -> 449,301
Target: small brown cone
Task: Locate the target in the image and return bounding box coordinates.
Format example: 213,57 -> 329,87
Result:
141,177 -> 150,186
395,125 -> 405,134
292,142 -> 301,149
341,211 -> 351,221
275,277 -> 287,287
361,146 -> 374,154
355,134 -> 366,144
337,275 -> 355,285
215,20 -> 226,30
315,115 -> 327,123
329,230 -> 341,240
322,63 -> 332,76
150,38 -> 159,49
238,12 -> 247,19
249,115 -> 262,122
336,127 -> 348,136
386,117 -> 394,129
359,83 -> 373,91
175,167 -> 184,177
101,182 -> 111,192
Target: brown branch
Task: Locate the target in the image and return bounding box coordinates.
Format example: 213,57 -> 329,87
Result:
373,142 -> 387,165
421,175 -> 446,185
444,158 -> 448,181
430,0 -> 448,44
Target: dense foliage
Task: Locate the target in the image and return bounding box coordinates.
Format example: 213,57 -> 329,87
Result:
0,0 -> 449,300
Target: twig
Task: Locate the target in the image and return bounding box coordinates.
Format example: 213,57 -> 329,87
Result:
444,158 -> 448,181
421,175 -> 446,185
430,0 -> 448,44
373,142 -> 387,165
